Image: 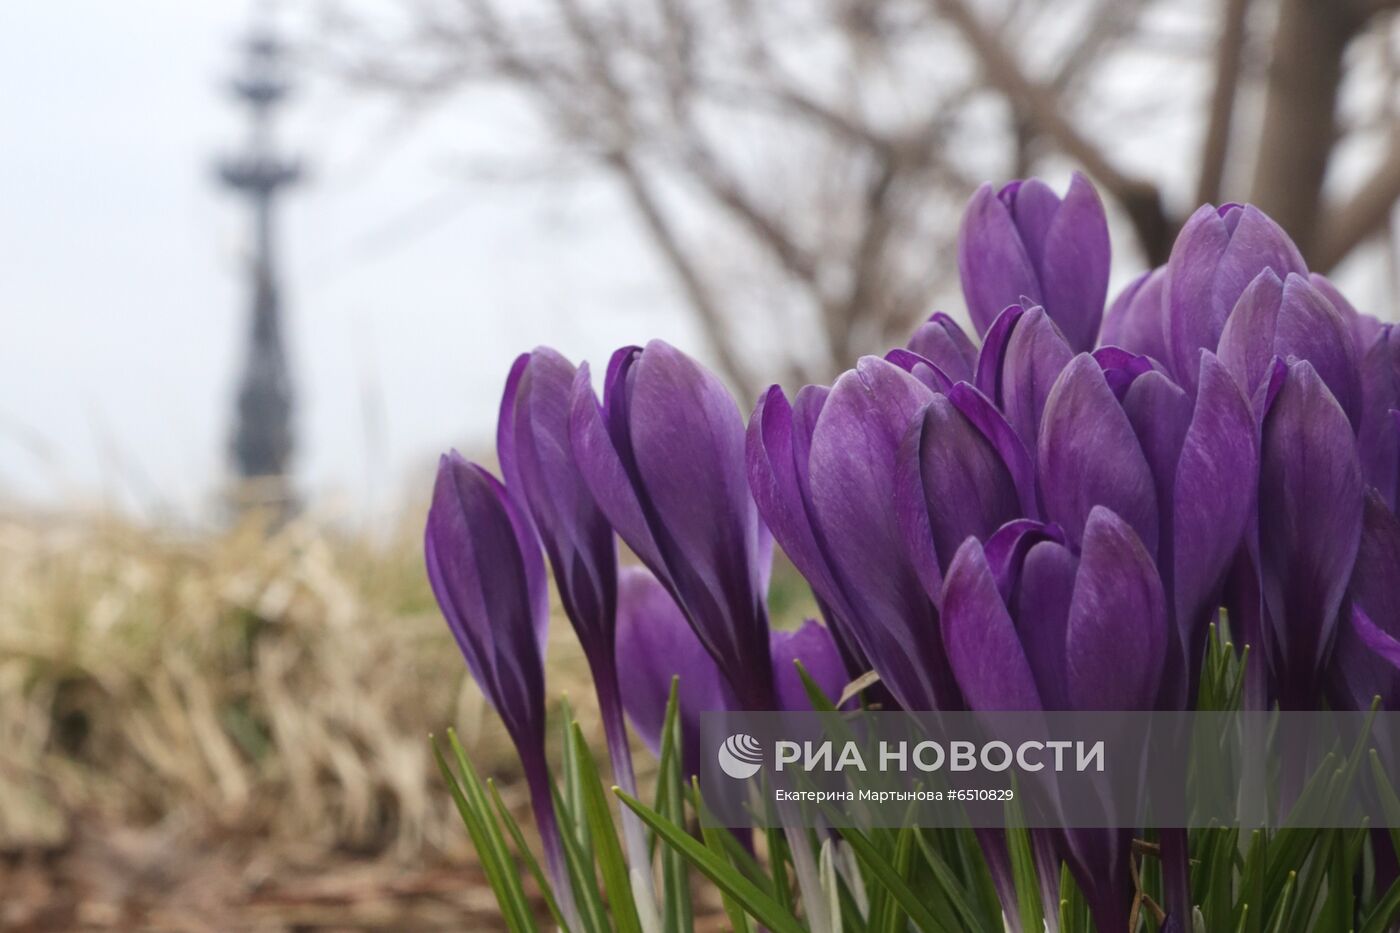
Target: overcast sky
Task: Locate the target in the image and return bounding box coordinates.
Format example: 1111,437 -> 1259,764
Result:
4,2 -> 1396,527
0,1 -> 700,523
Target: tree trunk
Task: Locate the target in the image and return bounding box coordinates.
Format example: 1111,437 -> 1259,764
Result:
1250,0 -> 1361,260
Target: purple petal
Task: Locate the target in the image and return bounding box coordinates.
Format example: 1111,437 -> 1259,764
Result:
1172,352 -> 1259,633
1038,172 -> 1111,352
425,454 -> 547,738
900,394 -> 1023,594
1259,359 -> 1365,707
808,357 -> 956,709
941,538 -> 1043,711
808,358 -> 935,638
974,303 -> 1028,401
748,386 -> 843,612
1120,369 -> 1192,534
1092,346 -> 1155,400
1221,271 -> 1361,428
959,184 -> 1040,337
1014,539 -> 1079,710
503,349 -> 618,654
1038,354 -> 1160,556
615,567 -> 730,775
999,307 -> 1075,453
1101,267 -> 1169,364
627,340 -> 774,704
570,361 -> 669,578
1065,507 -> 1168,711
948,382 -> 1039,518
983,519 -> 1066,603
907,312 -> 978,383
885,348 -> 955,394
771,620 -> 849,711
1003,178 -> 1060,270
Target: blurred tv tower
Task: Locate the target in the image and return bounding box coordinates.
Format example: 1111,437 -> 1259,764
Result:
216,22 -> 304,518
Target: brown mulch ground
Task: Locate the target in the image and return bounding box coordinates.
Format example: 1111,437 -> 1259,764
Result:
1,820 -> 524,932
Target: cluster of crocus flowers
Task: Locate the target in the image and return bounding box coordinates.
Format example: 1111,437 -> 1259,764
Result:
425,172 -> 1400,932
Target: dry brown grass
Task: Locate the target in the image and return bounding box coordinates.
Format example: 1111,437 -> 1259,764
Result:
0,508 -> 604,929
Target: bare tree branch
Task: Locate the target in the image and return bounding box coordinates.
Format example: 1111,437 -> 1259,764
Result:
1196,0 -> 1251,206
611,154 -> 758,395
926,0 -> 1176,263
1315,132 -> 1400,272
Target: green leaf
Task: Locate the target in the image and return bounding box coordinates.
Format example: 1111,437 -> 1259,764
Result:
654,677 -> 693,933
1004,795 -> 1045,933
617,789 -> 805,933
1360,875 -> 1400,933
912,827 -> 990,933
559,699 -> 595,860
549,777 -> 610,933
570,722 -> 642,933
488,779 -> 568,932
836,824 -> 959,933
434,735 -> 536,933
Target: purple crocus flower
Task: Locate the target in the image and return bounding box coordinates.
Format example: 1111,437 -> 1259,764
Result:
570,340 -> 776,710
1256,358 -> 1365,709
1216,270 -> 1361,427
615,566 -> 848,775
1037,350 -> 1257,705
423,452 -> 578,924
751,356 -> 959,711
1101,267 -> 1169,365
941,508 -> 1167,932
1162,203 -> 1306,392
498,348 -> 657,916
1359,325 -> 1400,511
958,173 -> 1110,353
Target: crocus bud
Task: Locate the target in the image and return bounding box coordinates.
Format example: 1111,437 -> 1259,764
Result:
570,340 -> 775,709
1258,359 -> 1364,709
1037,349 -> 1257,707
1101,267 -> 1169,365
802,356 -> 959,710
1217,270 -> 1361,427
1163,203 -> 1306,392
424,453 -> 577,922
958,173 -> 1110,352
941,509 -> 1166,933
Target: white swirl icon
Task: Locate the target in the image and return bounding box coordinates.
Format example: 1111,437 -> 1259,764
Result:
717,733 -> 763,779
